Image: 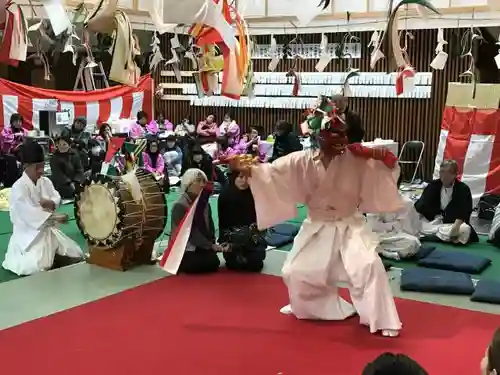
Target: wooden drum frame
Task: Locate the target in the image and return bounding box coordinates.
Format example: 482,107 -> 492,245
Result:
74,169 -> 167,271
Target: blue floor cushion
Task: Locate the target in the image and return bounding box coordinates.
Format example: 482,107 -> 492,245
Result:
411,245 -> 436,260
417,250 -> 491,274
265,232 -> 294,247
401,268 -> 475,295
471,280 -> 500,304
272,223 -> 300,237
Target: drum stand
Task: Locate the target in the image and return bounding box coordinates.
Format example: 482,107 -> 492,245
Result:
87,237 -> 157,271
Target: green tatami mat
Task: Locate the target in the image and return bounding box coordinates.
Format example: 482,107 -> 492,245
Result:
0,204 -> 76,236
0,193 -> 305,284
385,237 -> 500,281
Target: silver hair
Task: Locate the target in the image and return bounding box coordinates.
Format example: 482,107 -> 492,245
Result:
180,168 -> 208,192
440,159 -> 459,174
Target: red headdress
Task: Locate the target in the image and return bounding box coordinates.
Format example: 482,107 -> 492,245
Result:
301,95 -> 398,169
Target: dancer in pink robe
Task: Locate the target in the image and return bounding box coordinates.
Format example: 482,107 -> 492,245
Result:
225,96 -> 403,337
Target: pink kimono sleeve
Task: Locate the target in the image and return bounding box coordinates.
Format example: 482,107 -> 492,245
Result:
155,155 -> 165,174
359,160 -> 404,214
249,152 -> 305,230
142,152 -> 154,173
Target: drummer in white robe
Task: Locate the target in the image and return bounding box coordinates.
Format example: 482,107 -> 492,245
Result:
227,104 -> 403,338
366,179 -> 421,260
2,140 -> 84,276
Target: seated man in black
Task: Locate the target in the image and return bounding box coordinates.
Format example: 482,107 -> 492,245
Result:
217,171 -> 266,272
331,94 -> 364,144
269,120 -> 302,163
50,136 -> 86,199
414,159 -> 478,244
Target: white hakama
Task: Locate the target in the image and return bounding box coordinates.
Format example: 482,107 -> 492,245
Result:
3,173 -> 83,276
367,196 -> 421,260
420,217 -> 471,244
249,150 -> 403,334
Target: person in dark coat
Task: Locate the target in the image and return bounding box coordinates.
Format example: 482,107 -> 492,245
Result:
182,144 -> 214,179
269,120 -> 302,163
50,136 -> 85,199
217,171 -> 266,272
61,117 -> 91,171
415,159 -> 479,244
331,94 -> 364,144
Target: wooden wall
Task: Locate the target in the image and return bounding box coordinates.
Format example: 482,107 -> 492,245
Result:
155,29 -> 470,180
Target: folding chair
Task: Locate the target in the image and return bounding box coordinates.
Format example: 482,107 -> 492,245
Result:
398,140 -> 425,184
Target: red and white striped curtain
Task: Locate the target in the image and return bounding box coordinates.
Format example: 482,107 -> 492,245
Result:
0,74 -> 153,130
433,106 -> 500,202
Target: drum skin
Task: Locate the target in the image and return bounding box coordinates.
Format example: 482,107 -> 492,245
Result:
74,170 -> 167,248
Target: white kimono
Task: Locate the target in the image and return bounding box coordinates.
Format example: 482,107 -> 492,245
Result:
2,173 -> 83,276
366,195 -> 421,260
249,150 -> 403,334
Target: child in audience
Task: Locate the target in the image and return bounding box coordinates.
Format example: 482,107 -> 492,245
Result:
482,328 -> 500,375
129,111 -> 148,138
163,135 -> 183,177
154,113 -> 174,132
219,113 -> 240,146
213,136 -> 236,164
143,138 -> 165,180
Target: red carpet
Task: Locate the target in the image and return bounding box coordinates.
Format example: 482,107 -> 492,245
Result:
0,273 -> 497,375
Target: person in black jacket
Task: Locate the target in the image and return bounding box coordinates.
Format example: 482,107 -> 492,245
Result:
331,94 -> 364,144
61,117 -> 91,171
182,144 -> 214,180
414,159 -> 478,244
50,136 -> 86,199
217,171 -> 266,272
269,120 -> 302,162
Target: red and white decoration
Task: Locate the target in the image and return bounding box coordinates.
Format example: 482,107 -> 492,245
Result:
0,74 -> 153,131
159,193 -> 202,274
433,106 -> 500,202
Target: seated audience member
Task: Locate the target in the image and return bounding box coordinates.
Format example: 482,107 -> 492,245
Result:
0,113 -> 27,187
3,140 -> 83,276
143,138 -> 165,180
171,168 -> 222,273
175,117 -> 196,138
366,176 -> 421,260
182,144 -> 214,181
213,136 -> 236,163
269,120 -> 302,163
218,171 -> 266,272
219,113 -> 240,146
331,94 -> 364,144
154,113 -> 174,132
129,111 -> 148,139
116,144 -> 135,175
50,136 -> 86,199
62,117 -> 91,171
415,159 -> 479,244
95,123 -> 112,150
196,113 -> 219,144
88,123 -> 111,176
362,353 -> 428,375
163,135 -> 183,177
488,203 -> 500,248
482,328 -> 500,375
